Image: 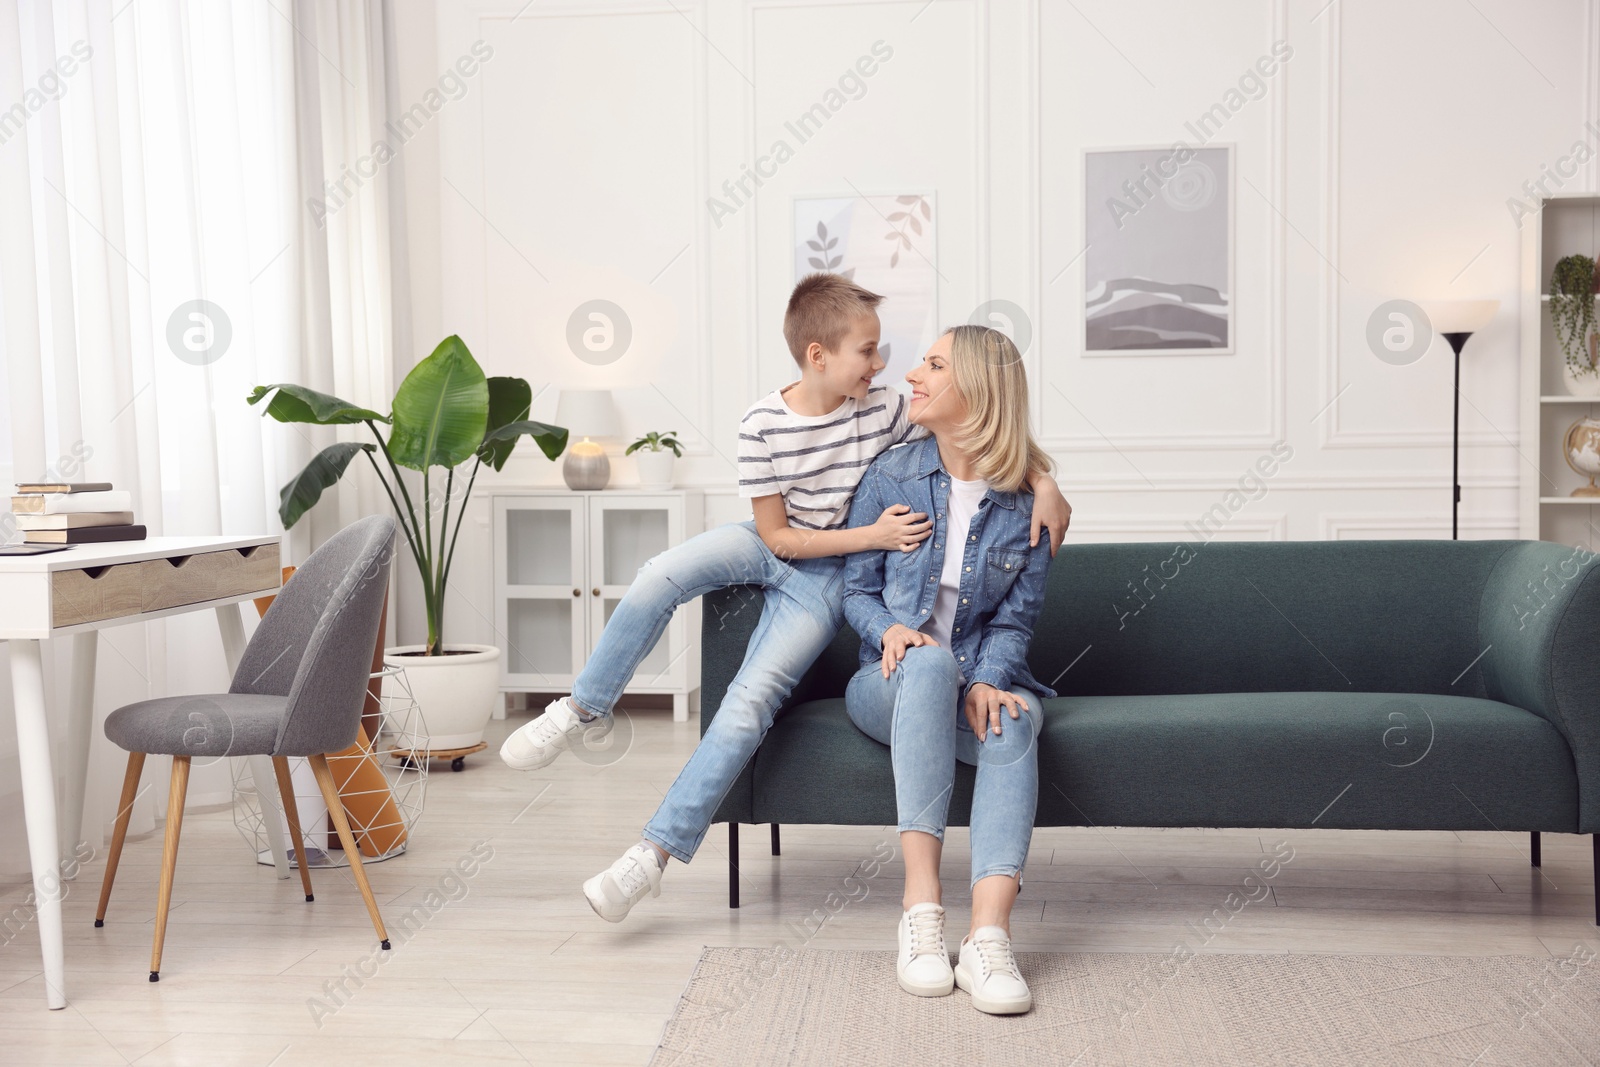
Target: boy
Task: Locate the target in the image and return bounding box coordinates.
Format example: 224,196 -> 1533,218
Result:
500,274 -> 1071,921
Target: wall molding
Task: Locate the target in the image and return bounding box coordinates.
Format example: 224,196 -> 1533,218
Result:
463,1 -> 718,460
1321,514 -> 1520,539
743,0 -> 988,403
1317,4 -> 1504,450
1064,515 -> 1289,541
1036,0 -> 1287,453
578,470 -> 1518,495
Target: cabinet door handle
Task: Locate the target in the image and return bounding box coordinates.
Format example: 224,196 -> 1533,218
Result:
591,587 -> 601,596
572,588 -> 580,597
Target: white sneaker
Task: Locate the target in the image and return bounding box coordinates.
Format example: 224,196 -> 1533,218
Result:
954,926 -> 1031,1014
896,902 -> 953,997
583,843 -> 664,923
499,697 -> 605,771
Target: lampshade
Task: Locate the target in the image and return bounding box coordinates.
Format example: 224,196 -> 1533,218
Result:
1419,299 -> 1500,336
555,389 -> 620,440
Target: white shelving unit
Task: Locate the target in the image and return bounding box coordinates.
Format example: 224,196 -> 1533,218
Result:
1520,195 -> 1600,543
492,489 -> 704,721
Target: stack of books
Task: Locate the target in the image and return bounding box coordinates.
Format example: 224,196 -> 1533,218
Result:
13,481 -> 146,544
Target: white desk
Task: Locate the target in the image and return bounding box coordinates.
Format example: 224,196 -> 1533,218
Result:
0,535 -> 284,1009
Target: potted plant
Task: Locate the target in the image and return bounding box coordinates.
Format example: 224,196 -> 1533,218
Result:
625,430 -> 682,490
1551,254 -> 1600,395
248,335 -> 566,749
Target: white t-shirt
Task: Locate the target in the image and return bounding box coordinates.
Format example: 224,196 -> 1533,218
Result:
737,383 -> 929,530
920,475 -> 990,671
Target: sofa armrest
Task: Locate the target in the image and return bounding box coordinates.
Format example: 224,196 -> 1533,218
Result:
1479,541 -> 1600,833
700,585 -> 767,824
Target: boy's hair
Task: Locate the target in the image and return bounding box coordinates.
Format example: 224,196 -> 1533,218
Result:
783,273 -> 884,367
944,324 -> 1054,494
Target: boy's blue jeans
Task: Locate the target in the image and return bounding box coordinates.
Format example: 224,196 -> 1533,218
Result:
570,520 -> 844,863
845,645 -> 1041,886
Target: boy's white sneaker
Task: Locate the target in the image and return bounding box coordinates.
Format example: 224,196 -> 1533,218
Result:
896,902 -> 953,997
954,926 -> 1031,1014
499,697 -> 604,771
583,843 -> 664,923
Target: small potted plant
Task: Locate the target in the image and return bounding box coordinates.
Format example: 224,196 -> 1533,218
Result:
1551,254 -> 1600,395
626,430 -> 682,490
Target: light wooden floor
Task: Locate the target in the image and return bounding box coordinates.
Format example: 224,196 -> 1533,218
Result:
2,708 -> 1596,1065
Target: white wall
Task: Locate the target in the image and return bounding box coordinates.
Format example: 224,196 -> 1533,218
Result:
392,0 -> 1600,647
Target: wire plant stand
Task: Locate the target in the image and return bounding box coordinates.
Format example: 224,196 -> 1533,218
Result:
233,665 -> 429,869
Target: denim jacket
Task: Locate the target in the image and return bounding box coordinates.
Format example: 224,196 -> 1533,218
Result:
842,436 -> 1056,698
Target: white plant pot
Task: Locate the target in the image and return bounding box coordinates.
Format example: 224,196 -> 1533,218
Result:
636,449 -> 676,490
1564,363 -> 1600,397
383,644 -> 500,750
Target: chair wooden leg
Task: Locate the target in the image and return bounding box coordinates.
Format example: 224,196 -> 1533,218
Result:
271,757 -> 317,902
308,754 -> 390,949
95,752 -> 145,927
150,756 -> 190,982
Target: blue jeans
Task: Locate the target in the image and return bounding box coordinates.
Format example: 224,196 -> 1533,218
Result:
571,520 -> 844,863
845,645 -> 1041,886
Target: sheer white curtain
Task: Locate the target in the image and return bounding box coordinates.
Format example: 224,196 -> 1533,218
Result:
0,0 -> 405,877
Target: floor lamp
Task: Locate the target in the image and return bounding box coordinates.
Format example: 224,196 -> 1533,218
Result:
1420,299 -> 1500,540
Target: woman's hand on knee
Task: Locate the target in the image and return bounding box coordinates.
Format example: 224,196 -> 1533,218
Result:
964,683 -> 1028,741
881,624 -> 938,678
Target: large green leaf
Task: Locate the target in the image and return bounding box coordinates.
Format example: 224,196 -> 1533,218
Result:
477,376 -> 532,470
247,384 -> 387,425
480,419 -> 568,469
387,335 -> 488,471
277,442 -> 376,528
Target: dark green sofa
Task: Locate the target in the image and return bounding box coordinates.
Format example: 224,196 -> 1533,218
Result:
703,539 -> 1600,922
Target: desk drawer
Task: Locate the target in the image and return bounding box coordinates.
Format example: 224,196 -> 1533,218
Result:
51,563 -> 158,627
143,545 -> 281,612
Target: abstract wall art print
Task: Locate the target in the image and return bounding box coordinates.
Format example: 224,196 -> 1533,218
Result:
1083,145 -> 1233,355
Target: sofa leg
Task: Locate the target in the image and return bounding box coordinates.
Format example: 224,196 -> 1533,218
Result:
729,823 -> 740,910
1531,831 -> 1542,868
771,823 -> 781,857
1593,835 -> 1598,927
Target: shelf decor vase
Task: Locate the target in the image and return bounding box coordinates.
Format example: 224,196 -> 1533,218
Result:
1563,360 -> 1600,396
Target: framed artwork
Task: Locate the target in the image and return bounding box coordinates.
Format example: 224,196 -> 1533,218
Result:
1083,144 -> 1234,355
792,192 -> 937,385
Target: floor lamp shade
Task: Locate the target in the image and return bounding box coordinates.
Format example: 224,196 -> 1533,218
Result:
556,390 -> 621,490
1419,299 -> 1500,336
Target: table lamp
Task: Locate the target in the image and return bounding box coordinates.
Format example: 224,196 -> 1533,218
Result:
1419,299 -> 1500,540
556,389 -> 620,490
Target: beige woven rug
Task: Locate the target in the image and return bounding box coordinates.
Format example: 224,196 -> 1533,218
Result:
652,947 -> 1600,1065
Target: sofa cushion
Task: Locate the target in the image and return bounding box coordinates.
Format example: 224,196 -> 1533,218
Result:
1025,540 -> 1517,701
750,692 -> 1579,833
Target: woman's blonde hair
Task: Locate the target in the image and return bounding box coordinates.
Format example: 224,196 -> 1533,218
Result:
944,324 -> 1054,493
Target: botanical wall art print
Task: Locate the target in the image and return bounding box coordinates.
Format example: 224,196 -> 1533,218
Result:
793,192 -> 938,385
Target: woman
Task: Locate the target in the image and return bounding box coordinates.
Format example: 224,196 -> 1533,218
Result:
841,324 -> 1058,1016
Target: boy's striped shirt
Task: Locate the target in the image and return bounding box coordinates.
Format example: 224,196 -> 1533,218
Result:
738,383 -> 929,530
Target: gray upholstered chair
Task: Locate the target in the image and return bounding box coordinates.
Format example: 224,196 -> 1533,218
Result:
94,515 -> 397,982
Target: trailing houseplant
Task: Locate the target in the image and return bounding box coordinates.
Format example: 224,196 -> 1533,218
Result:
626,430 -> 682,490
1550,254 -> 1599,380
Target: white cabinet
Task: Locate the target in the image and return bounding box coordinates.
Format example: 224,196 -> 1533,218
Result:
493,490 -> 703,721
